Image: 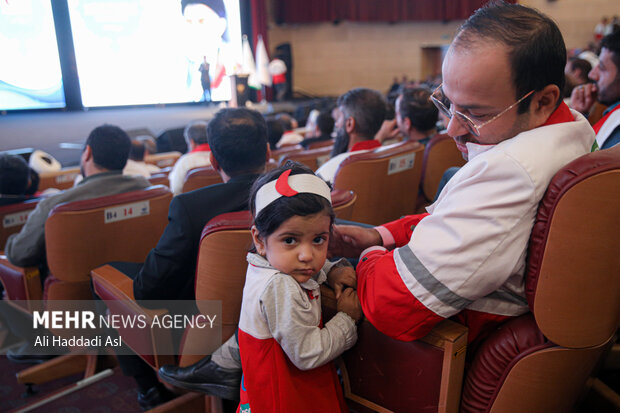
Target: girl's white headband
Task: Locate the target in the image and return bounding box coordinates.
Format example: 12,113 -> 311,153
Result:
255,170 -> 332,217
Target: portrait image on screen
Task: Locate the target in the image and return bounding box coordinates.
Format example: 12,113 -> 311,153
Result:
68,0 -> 243,107
0,0 -> 66,111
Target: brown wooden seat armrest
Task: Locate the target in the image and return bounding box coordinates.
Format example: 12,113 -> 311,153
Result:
91,264 -> 136,301
0,253 -> 43,304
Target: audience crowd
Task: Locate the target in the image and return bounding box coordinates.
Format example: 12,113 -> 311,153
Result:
1,3 -> 619,411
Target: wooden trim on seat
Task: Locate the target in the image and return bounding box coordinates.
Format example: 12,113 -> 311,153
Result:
91,264 -> 175,369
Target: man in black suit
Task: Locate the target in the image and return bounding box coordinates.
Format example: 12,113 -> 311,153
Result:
102,108 -> 269,410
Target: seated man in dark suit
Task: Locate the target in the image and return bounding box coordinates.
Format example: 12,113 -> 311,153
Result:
101,108 -> 269,410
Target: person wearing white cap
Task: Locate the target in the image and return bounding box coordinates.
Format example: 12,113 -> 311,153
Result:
159,162 -> 361,410
236,161 -> 360,412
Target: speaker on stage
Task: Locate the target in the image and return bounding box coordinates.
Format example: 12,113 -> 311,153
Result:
274,43 -> 293,100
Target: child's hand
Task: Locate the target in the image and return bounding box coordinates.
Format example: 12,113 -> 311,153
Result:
337,288 -> 362,322
327,266 -> 357,299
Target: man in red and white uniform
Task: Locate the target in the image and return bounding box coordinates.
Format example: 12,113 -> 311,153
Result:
316,88 -> 386,184
330,3 -> 595,349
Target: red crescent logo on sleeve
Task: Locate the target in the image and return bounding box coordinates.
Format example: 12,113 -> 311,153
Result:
275,169 -> 298,197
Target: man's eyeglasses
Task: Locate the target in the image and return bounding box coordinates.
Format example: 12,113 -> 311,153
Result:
430,83 -> 535,137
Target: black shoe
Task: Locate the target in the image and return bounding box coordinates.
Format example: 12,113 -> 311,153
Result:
6,342 -> 57,364
137,384 -> 175,411
158,356 -> 241,400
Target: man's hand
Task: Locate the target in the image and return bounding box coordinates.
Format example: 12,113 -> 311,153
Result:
375,119 -> 402,144
329,225 -> 382,258
570,83 -> 598,115
327,266 -> 357,299
337,288 -> 363,322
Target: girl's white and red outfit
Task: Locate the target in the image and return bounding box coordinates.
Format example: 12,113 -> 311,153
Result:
238,253 -> 357,413
357,103 -> 594,348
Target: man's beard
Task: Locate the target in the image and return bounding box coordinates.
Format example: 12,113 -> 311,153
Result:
598,81 -> 620,106
330,127 -> 349,158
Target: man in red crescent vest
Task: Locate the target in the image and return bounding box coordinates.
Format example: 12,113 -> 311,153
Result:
329,2 -> 594,352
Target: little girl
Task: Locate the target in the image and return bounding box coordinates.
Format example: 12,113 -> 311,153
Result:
238,162 -> 362,413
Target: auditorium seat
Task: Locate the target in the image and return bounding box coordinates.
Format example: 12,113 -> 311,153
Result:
460,144 -> 620,413
144,151 -> 182,168
306,139 -> 335,150
0,185 -> 172,386
270,144 -> 304,161
417,133 -> 466,211
332,140 -> 425,225
38,167 -> 81,192
277,145 -> 333,171
587,102 -> 608,126
0,198 -> 39,249
90,185 -> 358,368
147,167 -> 172,187
181,166 -> 222,193
91,210 -> 254,406
181,160 -> 278,194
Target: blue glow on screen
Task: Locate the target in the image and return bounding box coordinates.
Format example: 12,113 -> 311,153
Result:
0,1 -> 66,111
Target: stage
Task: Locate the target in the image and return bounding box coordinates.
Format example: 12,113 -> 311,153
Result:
0,101 -> 297,167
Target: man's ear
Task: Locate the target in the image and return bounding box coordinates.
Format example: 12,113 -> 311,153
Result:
265,145 -> 271,163
251,226 -> 266,255
82,145 -> 92,163
345,117 -> 355,134
404,117 -> 412,133
210,152 -> 220,172
531,84 -> 561,124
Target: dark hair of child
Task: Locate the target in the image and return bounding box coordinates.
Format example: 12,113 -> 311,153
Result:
249,160 -> 334,239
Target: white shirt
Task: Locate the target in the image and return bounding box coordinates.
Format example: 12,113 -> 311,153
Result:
391,110 -> 594,318
168,151 -> 211,195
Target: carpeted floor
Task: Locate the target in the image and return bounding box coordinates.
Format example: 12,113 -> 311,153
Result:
0,355 -> 143,413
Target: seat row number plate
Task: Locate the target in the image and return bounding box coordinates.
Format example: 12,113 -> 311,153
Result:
388,153 -> 416,175
104,201 -> 150,224
3,210 -> 35,228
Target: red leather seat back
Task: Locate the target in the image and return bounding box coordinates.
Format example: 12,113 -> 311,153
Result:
461,144 -> 620,413
45,186 -> 172,285
192,211 -> 253,343
333,140 -> 425,225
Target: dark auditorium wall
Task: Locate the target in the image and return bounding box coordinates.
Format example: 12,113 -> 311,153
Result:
266,0 -> 619,96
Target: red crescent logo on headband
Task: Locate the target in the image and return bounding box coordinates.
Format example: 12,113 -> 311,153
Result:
275,169 -> 298,197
